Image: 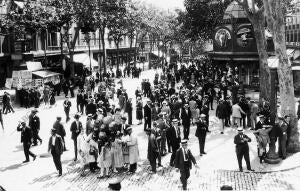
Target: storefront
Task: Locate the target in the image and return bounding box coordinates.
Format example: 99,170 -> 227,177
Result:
208,1 -> 274,89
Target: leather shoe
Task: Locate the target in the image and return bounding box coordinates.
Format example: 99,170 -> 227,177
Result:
247,169 -> 255,172
33,156 -> 37,161
201,152 -> 207,154
40,140 -> 43,145
23,160 -> 29,163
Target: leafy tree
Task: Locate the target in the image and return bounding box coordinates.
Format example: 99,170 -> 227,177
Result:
183,0 -> 231,41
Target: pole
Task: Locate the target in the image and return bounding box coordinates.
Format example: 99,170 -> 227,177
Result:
265,67 -> 281,164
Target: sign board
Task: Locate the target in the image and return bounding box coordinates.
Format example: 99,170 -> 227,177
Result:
21,71 -> 32,79
26,61 -> 43,71
5,78 -> 13,89
12,70 -> 32,79
12,71 -> 21,79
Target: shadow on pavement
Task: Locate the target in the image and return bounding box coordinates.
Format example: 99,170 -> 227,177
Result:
12,145 -> 24,153
0,163 -> 28,172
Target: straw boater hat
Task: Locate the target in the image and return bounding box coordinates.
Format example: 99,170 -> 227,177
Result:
237,127 -> 243,131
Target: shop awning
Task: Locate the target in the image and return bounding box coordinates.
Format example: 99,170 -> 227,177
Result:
32,70 -> 61,78
71,53 -> 99,69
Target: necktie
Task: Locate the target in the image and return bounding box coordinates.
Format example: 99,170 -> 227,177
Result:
177,128 -> 180,138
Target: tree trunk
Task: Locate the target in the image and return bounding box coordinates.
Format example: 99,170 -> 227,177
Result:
273,16 -> 300,153
252,18 -> 271,102
116,40 -> 120,72
69,25 -> 80,78
100,28 -> 106,74
134,32 -> 139,67
263,0 -> 300,153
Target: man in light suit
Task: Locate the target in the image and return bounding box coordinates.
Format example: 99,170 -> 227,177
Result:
70,114 -> 82,161
175,140 -> 198,190
48,128 -> 64,176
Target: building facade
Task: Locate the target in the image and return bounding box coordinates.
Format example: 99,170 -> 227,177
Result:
0,0 -> 137,88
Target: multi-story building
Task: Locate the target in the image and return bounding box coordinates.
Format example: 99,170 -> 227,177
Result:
0,0 -> 137,88
208,0 -> 300,91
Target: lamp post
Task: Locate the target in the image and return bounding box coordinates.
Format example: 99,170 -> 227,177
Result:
264,65 -> 281,164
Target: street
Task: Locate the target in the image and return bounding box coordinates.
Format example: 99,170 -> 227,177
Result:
0,69 -> 300,191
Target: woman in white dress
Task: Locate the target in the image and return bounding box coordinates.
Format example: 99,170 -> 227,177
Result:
97,141 -> 112,178
77,129 -> 89,176
111,132 -> 124,172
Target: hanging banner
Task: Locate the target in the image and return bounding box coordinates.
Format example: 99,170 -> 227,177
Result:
12,71 -> 21,79
21,71 -> 32,79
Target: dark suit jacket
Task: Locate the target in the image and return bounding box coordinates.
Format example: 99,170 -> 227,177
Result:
175,147 -> 196,171
166,126 -> 181,149
144,104 -> 152,120
53,121 -> 66,137
234,133 -> 251,154
195,120 -> 208,137
151,107 -> 161,121
48,135 -> 64,155
17,125 -> 32,144
181,108 -> 191,126
70,121 -> 82,140
29,115 -> 40,132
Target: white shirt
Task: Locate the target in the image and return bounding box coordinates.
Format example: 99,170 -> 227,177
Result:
52,135 -> 56,146
183,148 -> 187,161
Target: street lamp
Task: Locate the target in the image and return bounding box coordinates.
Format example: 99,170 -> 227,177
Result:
264,61 -> 281,164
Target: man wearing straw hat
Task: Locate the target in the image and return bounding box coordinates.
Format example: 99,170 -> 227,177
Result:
48,128 -> 64,176
234,127 -> 254,172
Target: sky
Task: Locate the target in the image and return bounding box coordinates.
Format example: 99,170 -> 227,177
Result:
141,0 -> 185,10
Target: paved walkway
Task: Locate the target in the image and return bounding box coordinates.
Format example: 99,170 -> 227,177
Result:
0,69 -> 300,191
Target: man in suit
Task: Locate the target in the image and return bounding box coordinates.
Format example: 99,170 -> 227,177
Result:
63,96 -> 72,122
167,118 -> 181,166
151,102 -> 161,121
48,128 -> 64,176
144,100 -> 152,131
157,113 -> 169,155
234,127 -> 254,172
124,98 -> 133,125
76,90 -> 84,114
29,109 -> 42,146
195,114 -> 208,156
118,117 -> 130,135
180,103 -> 191,140
70,114 -> 82,161
17,122 -> 37,163
53,116 -> 67,151
278,117 -> 288,159
147,125 -> 159,173
175,140 -> 198,190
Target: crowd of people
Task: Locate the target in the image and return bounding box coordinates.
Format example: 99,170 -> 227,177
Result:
2,57 -> 295,191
